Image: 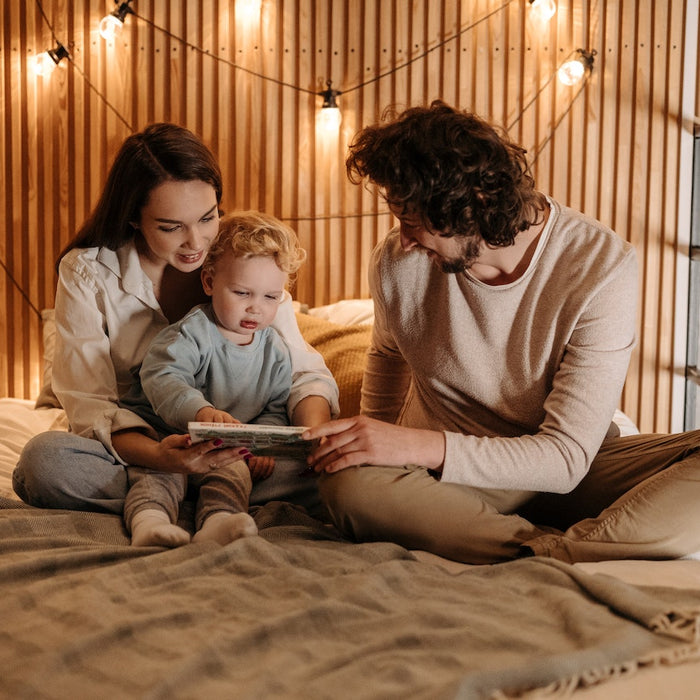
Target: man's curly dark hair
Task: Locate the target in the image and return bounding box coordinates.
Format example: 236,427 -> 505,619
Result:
346,100 -> 546,246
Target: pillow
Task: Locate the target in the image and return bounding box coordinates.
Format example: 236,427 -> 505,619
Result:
306,298 -> 374,326
40,309 -> 56,387
295,313 -> 372,419
34,308 -> 60,408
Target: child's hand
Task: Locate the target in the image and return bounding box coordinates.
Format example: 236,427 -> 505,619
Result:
247,455 -> 275,481
195,406 -> 240,424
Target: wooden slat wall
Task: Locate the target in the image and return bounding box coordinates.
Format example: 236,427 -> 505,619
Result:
0,0 -> 697,434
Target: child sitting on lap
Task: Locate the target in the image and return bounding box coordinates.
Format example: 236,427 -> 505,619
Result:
122,211 -> 306,547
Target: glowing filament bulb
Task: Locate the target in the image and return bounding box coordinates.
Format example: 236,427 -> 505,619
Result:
32,44 -> 69,76
529,0 -> 557,22
33,52 -> 56,76
236,0 -> 262,24
318,106 -> 342,133
99,13 -> 124,41
558,58 -> 586,86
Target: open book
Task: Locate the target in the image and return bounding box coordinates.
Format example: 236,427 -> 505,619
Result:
188,422 -> 316,458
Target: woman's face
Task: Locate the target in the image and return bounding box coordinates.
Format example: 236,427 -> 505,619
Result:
135,179 -> 220,272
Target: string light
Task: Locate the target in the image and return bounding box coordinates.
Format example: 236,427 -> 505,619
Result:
235,0 -> 262,25
557,49 -> 596,86
32,41 -> 69,76
99,1 -> 134,41
6,0 -> 596,336
317,80 -> 342,132
28,0 -> 597,200
528,0 -> 557,22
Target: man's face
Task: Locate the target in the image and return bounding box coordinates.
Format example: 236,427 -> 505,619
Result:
389,203 -> 482,273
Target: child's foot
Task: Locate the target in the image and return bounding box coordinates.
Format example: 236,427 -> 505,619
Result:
130,508 -> 191,547
192,512 -> 258,545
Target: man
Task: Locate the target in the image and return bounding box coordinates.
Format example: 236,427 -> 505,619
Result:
304,100 -> 700,564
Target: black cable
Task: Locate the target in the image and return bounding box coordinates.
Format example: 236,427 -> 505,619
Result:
67,56 -> 134,132
281,211 -> 393,223
26,1 -> 594,228
506,49 -> 578,132
34,0 -> 59,43
133,11 -> 317,95
343,0 -> 517,95
0,259 -> 42,320
530,73 -> 591,163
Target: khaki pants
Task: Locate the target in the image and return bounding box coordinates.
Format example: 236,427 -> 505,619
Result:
318,430 -> 700,564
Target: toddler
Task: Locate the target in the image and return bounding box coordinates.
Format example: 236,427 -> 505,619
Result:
123,211 -> 306,547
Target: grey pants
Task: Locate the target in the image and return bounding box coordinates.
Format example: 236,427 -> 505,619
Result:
14,430 -> 321,517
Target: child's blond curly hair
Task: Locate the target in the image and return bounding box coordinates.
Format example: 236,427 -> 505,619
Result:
204,211 -> 306,287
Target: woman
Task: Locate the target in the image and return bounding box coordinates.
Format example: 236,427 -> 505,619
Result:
13,123 -> 338,515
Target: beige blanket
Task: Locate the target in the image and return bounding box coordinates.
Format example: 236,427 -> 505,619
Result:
0,497 -> 699,699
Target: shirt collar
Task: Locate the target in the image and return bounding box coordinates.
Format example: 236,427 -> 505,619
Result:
97,241 -> 160,308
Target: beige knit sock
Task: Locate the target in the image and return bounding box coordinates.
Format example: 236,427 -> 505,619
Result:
192,511 -> 258,545
130,508 -> 191,548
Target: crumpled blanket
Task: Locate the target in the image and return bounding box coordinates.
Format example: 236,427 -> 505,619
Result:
0,497 -> 698,699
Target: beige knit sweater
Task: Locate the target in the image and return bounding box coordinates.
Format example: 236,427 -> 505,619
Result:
362,198 -> 638,493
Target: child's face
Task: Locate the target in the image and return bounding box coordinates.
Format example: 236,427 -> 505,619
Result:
201,251 -> 286,345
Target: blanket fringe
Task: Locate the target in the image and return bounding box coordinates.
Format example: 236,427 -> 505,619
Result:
650,608 -> 700,642
491,643 -> 700,699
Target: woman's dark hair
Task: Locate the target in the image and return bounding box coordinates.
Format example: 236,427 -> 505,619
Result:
346,100 -> 545,245
58,123 -> 222,265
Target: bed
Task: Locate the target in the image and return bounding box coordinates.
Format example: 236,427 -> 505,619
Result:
1,300 -> 699,699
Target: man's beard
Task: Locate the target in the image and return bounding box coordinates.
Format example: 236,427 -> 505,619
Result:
437,235 -> 482,274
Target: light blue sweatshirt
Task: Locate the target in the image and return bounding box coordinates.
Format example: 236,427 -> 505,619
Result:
123,304 -> 291,436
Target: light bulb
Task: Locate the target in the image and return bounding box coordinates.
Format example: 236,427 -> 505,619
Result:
99,13 -> 124,41
33,52 -> 56,76
529,0 -> 557,22
317,106 -> 342,133
236,0 -> 262,23
32,44 -> 69,76
316,80 -> 342,133
557,58 -> 586,86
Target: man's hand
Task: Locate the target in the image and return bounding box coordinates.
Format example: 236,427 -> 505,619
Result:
302,415 -> 446,474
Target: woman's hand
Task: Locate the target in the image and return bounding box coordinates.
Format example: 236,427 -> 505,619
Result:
302,415 -> 446,474
157,434 -> 253,474
112,430 -> 250,475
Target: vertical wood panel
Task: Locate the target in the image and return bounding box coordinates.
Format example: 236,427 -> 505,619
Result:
0,0 -> 697,436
